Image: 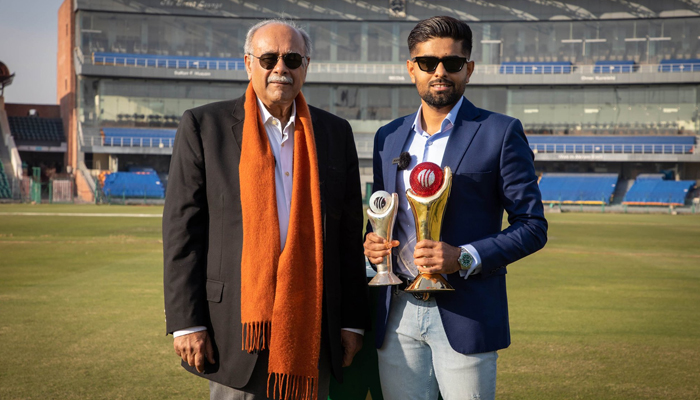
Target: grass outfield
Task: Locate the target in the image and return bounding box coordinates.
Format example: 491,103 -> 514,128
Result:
0,204 -> 699,399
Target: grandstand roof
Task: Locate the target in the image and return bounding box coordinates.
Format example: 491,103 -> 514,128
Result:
74,0 -> 700,21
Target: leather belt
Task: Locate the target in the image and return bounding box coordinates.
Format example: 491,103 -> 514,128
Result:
393,276 -> 431,301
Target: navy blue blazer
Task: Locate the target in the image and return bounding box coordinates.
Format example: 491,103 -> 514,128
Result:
372,97 -> 548,355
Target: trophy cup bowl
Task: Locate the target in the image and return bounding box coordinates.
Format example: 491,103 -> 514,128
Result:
367,191 -> 402,286
405,163 -> 455,293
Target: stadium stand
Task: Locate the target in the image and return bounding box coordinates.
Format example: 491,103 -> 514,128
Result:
538,173 -> 619,205
593,60 -> 635,73
8,116 -> 65,145
528,136 -> 695,154
101,127 -> 176,147
623,176 -> 696,206
0,163 -> 12,199
101,171 -> 165,198
658,59 -> 700,73
92,52 -> 245,70
499,61 -> 572,74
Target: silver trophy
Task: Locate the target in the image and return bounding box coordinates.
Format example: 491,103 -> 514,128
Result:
367,191 -> 402,286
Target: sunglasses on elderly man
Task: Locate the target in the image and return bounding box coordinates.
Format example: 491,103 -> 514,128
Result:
412,56 -> 469,73
249,52 -> 306,70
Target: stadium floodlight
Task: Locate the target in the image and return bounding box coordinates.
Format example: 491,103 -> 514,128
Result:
649,37 -> 671,41
561,39 -> 583,43
481,39 -> 502,44
585,38 -> 607,43
625,37 -> 646,42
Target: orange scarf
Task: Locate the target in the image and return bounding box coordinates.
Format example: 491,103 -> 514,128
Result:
239,83 -> 324,400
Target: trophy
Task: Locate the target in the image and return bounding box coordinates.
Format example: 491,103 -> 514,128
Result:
405,162 -> 455,293
366,190 -> 402,286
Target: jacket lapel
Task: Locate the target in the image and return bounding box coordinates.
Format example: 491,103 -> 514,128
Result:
441,98 -> 482,171
383,114 -> 415,194
230,95 -> 245,151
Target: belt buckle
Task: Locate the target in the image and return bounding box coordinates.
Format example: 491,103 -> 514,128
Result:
411,292 -> 430,301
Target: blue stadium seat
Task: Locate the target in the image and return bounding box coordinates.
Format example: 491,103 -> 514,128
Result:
8,117 -> 65,145
623,176 -> 695,206
101,127 -> 176,147
92,52 -> 245,70
499,61 -> 572,74
593,60 -> 635,73
101,172 -> 165,199
538,173 -> 619,204
658,59 -> 700,72
527,135 -> 695,154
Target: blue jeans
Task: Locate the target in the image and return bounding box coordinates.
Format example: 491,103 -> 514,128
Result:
377,291 -> 498,400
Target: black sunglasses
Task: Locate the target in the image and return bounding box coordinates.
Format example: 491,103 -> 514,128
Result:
249,52 -> 306,70
412,56 -> 469,73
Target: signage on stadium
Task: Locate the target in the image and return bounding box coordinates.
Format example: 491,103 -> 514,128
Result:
581,75 -> 617,81
159,0 -> 223,11
173,70 -> 213,77
556,154 -> 605,160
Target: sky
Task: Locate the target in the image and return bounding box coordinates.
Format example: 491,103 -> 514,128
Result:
0,0 -> 62,105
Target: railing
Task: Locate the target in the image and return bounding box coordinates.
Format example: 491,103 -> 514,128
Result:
530,143 -> 695,155
84,135 -> 175,148
78,51 -> 700,76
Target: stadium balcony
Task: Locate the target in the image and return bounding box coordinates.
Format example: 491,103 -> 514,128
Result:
623,175 -> 696,206
528,135 -> 700,162
538,173 -> 619,205
8,116 -> 66,147
80,123 -> 175,155
658,59 -> 700,73
75,49 -> 700,86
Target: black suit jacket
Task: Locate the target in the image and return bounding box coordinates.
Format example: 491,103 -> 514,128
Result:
163,94 -> 368,388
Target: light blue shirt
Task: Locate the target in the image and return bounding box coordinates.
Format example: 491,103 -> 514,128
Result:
394,97 -> 482,280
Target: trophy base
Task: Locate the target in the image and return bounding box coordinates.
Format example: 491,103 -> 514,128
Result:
368,271 -> 402,286
404,273 -> 455,293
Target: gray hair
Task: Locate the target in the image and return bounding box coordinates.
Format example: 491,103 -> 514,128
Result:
244,19 -> 313,58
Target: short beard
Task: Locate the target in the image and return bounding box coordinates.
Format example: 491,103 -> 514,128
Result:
421,89 -> 462,109
419,80 -> 463,109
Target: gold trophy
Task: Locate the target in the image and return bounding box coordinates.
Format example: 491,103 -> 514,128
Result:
366,191 -> 402,286
405,162 -> 455,293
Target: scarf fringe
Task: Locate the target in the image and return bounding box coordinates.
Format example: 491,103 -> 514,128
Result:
242,321 -> 272,352
267,372 -> 317,400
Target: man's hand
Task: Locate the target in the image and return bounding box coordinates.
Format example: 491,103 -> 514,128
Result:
363,232 -> 399,265
173,330 -> 215,373
340,330 -> 363,367
414,240 -> 461,275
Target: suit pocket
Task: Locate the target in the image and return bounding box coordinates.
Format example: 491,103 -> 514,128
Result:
454,171 -> 494,182
206,279 -> 224,303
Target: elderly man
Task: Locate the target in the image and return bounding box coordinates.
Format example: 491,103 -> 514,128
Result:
364,16 -> 547,400
163,20 -> 368,400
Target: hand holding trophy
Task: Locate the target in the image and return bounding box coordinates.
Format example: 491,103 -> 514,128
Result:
366,191 -> 402,286
405,162 -> 455,293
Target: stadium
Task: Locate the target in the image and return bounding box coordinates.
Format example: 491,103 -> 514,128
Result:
1,2 -> 700,399
1,0 -> 699,209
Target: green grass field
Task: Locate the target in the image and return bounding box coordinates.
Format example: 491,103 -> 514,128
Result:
0,204 -> 699,399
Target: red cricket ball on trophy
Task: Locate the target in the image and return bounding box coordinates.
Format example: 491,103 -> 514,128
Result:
409,162 -> 444,197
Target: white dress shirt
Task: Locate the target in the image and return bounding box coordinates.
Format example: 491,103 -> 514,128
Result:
394,96 -> 482,280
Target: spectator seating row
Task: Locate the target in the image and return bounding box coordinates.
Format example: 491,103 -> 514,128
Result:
93,52 -> 245,70
101,171 -> 165,199
593,60 -> 635,73
527,135 -> 695,154
8,117 -> 65,145
101,127 -> 176,147
538,173 -> 619,205
499,61 -> 572,74
658,59 -> 700,73
0,163 -> 11,199
623,175 -> 696,206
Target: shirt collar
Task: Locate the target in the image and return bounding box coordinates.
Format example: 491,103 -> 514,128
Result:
256,96 -> 296,131
412,96 -> 464,137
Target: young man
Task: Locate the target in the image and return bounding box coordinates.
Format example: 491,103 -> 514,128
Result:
364,16 -> 548,400
164,20 -> 368,400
